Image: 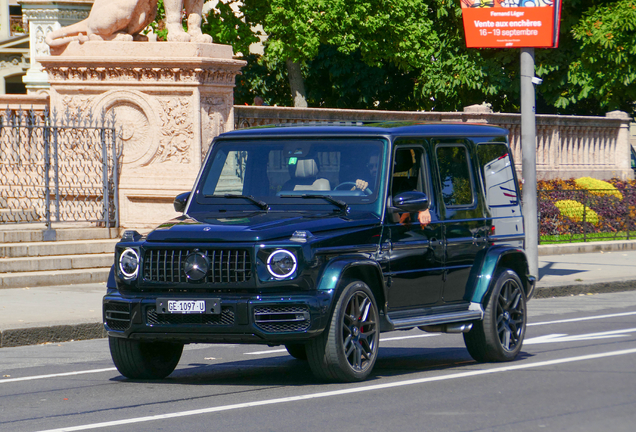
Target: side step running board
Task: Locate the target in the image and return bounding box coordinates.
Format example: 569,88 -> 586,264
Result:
386,303 -> 484,331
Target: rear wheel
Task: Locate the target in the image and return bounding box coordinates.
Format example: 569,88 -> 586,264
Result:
464,269 -> 527,362
109,337 -> 183,379
307,280 -> 379,382
285,344 -> 307,360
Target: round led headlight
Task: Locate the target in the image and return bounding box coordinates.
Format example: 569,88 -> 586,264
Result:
119,248 -> 139,279
266,249 -> 297,279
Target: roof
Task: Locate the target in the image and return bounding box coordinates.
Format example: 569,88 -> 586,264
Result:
220,121 -> 509,139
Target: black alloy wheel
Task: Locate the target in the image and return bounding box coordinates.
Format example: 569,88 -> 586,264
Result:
307,280 -> 379,382
464,269 -> 527,362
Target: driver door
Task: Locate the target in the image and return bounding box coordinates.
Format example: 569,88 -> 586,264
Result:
385,143 -> 444,310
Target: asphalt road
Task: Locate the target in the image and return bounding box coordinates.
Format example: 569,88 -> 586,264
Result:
2,291 -> 636,432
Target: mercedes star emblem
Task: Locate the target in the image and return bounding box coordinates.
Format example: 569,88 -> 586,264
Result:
184,251 -> 210,281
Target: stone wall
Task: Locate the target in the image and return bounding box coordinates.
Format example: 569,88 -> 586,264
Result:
235,105 -> 635,181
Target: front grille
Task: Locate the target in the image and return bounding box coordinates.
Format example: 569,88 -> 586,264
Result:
143,249 -> 252,284
254,305 -> 311,333
146,306 -> 235,326
104,303 -> 131,331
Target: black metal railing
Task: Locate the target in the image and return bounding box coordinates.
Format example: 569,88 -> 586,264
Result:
0,107 -> 119,229
538,187 -> 636,244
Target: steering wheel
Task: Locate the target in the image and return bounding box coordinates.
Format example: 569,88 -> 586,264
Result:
334,182 -> 373,195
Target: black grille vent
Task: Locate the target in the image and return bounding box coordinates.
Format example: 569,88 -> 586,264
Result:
104,303 -> 131,331
142,249 -> 252,284
146,306 -> 235,326
254,305 -> 311,333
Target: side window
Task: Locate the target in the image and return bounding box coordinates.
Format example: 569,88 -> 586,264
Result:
392,147 -> 427,197
476,143 -> 518,207
436,145 -> 475,207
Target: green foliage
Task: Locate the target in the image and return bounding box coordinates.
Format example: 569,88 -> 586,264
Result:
574,177 -> 623,199
145,0 -> 167,41
144,0 -> 636,115
554,199 -> 600,224
568,0 -> 636,114
201,1 -> 259,57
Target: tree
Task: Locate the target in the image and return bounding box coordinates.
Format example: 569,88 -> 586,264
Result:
149,0 -> 636,116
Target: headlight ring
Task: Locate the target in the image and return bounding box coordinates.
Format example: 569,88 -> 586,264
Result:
266,249 -> 297,279
119,248 -> 140,279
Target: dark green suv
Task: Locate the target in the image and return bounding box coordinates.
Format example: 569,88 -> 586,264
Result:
104,122 -> 536,382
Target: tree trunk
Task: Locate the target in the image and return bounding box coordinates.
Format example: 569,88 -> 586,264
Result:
286,59 -> 308,108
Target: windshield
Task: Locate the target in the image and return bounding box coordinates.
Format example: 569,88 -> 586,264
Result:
190,138 -> 387,215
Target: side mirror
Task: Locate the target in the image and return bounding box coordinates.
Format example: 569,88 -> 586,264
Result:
173,192 -> 191,213
392,191 -> 429,212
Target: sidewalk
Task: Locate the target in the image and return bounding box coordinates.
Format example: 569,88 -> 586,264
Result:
1,248 -> 636,348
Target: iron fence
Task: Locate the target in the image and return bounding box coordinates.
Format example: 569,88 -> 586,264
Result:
538,187 -> 636,244
0,107 -> 119,230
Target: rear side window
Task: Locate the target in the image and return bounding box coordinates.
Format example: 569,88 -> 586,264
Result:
436,145 -> 475,207
476,143 -> 518,207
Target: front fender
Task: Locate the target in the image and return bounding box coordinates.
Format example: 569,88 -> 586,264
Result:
316,255 -> 387,308
465,245 -> 533,305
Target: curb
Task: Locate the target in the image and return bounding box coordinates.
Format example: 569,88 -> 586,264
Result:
538,239 -> 636,255
533,279 -> 636,299
0,323 -> 107,348
2,280 -> 636,348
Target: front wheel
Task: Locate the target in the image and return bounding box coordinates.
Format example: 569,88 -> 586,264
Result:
464,269 -> 527,362
109,337 -> 183,379
307,280 -> 380,382
285,343 -> 307,360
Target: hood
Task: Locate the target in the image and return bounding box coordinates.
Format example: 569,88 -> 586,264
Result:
145,211 -> 380,243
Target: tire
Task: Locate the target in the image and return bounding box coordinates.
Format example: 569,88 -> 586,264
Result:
285,344 -> 308,360
306,280 -> 380,382
109,336 -> 183,379
464,269 -> 527,362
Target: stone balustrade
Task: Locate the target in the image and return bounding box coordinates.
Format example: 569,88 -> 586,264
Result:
234,105 -> 634,181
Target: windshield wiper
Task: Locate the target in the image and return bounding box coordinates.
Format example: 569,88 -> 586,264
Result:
205,194 -> 269,211
280,194 -> 349,213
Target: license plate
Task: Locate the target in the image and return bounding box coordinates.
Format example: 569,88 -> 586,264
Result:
168,300 -> 205,314
157,298 -> 221,314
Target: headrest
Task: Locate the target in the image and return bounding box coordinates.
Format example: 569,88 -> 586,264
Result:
294,159 -> 319,178
394,150 -> 414,173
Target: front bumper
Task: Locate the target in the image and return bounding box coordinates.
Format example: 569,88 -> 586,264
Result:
103,290 -> 335,344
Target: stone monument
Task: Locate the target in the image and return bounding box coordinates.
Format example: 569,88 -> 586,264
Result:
39,2 -> 245,228
19,0 -> 94,94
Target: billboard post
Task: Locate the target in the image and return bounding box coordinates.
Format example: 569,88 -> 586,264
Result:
459,0 -> 562,278
521,47 -> 538,278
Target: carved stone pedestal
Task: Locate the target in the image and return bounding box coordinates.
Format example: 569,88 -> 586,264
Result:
39,41 -> 245,228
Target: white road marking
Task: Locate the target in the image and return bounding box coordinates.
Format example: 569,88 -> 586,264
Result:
528,311 -> 636,327
0,368 -> 117,384
524,327 -> 636,345
4,311 -> 636,384
33,347 -> 636,432
244,334 -> 438,355
245,348 -> 288,355
381,334 -> 439,342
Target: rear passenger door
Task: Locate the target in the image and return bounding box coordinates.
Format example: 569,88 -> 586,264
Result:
433,140 -> 489,305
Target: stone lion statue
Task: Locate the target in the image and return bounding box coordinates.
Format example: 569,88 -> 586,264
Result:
46,0 -> 213,49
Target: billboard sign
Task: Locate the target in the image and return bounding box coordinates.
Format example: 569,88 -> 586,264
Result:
460,0 -> 562,48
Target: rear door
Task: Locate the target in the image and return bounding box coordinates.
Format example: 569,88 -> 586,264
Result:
433,140 -> 489,305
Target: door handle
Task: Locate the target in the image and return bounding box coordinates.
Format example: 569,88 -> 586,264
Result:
430,237 -> 442,246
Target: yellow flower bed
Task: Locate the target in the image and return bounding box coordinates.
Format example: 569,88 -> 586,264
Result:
574,177 -> 623,200
554,200 -> 600,224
